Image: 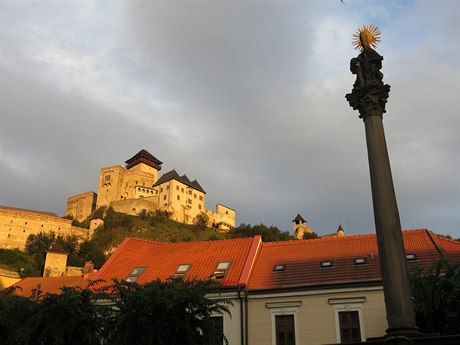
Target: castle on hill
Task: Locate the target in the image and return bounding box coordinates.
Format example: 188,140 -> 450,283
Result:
65,150 -> 235,230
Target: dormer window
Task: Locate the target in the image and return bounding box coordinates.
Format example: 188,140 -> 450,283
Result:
405,254 -> 417,261
172,264 -> 191,278
273,264 -> 286,272
211,261 -> 231,279
353,258 -> 367,265
126,266 -> 146,282
320,261 -> 333,268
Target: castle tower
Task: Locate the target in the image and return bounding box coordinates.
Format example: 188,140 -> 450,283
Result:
43,242 -> 68,277
96,149 -> 163,208
292,213 -> 314,239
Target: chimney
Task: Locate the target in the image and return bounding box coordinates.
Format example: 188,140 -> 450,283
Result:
83,261 -> 95,278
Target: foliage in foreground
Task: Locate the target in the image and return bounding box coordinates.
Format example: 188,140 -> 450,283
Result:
0,278 -> 230,345
229,223 -> 294,242
410,258 -> 460,335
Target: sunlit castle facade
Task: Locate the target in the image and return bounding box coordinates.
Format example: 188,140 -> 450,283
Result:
65,150 -> 235,230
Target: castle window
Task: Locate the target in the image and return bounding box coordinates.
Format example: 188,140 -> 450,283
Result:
105,175 -> 111,181
194,193 -> 197,198
188,190 -> 192,195
198,204 -> 202,210
181,188 -> 184,193
199,196 -> 203,201
187,199 -> 192,204
211,261 -> 231,279
226,211 -> 229,215
163,195 -> 167,200
126,266 -> 146,283
176,186 -> 179,191
160,187 -> 163,192
167,185 -> 170,190
177,195 -> 180,200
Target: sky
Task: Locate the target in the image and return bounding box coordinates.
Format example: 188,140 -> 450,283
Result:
1,0 -> 459,239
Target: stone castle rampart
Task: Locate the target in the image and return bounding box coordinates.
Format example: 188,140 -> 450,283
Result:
0,206 -> 89,251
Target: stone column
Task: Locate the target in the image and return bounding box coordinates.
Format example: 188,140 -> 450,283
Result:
346,48 -> 418,339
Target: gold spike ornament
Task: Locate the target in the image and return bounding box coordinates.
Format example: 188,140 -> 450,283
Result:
352,24 -> 381,51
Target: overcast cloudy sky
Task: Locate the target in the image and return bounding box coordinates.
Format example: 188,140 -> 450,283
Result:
1,1 -> 459,238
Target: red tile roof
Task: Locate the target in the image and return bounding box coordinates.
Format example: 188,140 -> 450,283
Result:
8,276 -> 90,299
91,236 -> 262,288
247,229 -> 458,290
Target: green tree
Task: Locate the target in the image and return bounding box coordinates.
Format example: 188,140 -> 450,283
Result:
302,231 -> 319,240
0,285 -> 110,345
25,286 -> 110,345
106,278 -> 231,345
194,213 -> 209,232
0,287 -> 38,345
230,223 -> 294,242
77,240 -> 106,268
410,258 -> 460,335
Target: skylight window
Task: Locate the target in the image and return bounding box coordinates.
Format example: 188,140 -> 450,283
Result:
354,258 -> 367,265
405,254 -> 417,261
273,264 -> 286,272
126,266 -> 146,282
320,261 -> 333,268
211,261 -> 231,279
172,264 -> 191,278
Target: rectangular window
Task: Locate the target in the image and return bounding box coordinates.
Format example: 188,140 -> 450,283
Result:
199,195 -> 203,201
211,261 -> 231,279
172,264 -> 191,278
160,187 -> 163,192
209,316 -> 224,345
177,195 -> 180,200
104,175 -> 111,181
181,188 -> 184,193
339,311 -> 361,343
194,193 -> 197,198
176,186 -> 179,191
275,315 -> 295,345
163,195 -> 167,200
126,266 -> 146,283
167,185 -> 170,190
198,204 -> 202,210
188,199 -> 192,204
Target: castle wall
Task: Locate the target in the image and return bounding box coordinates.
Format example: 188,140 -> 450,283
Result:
96,165 -> 158,209
0,207 -> 90,251
109,197 -> 159,216
65,191 -> 97,222
206,204 -> 236,230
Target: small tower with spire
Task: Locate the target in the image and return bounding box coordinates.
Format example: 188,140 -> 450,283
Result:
337,225 -> 345,237
292,213 -> 314,239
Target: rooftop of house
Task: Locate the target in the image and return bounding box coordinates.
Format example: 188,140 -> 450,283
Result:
247,229 -> 460,290
153,169 -> 206,194
7,276 -> 91,299
5,229 -> 458,298
90,236 -> 261,288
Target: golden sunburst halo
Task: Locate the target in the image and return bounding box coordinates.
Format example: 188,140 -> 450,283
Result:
352,24 -> 381,51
